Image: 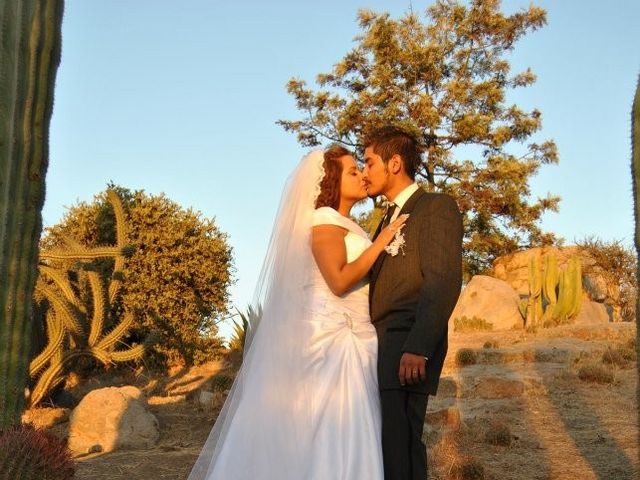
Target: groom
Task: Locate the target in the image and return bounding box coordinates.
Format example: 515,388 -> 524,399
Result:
363,127 -> 463,480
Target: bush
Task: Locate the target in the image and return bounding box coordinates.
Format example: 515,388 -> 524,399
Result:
0,424 -> 75,479
456,348 -> 478,367
454,316 -> 493,332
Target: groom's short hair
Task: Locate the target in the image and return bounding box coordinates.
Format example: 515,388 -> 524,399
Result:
364,127 -> 421,180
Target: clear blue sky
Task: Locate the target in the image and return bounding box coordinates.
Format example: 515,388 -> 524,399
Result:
45,0 -> 640,339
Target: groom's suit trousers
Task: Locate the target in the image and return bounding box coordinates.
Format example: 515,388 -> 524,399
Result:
380,389 -> 428,480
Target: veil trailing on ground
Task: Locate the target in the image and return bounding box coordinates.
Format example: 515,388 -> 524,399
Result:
187,150 -> 326,480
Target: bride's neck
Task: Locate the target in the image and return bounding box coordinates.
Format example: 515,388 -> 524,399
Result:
337,200 -> 354,217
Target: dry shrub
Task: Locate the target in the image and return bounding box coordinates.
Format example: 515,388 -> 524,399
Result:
602,345 -> 636,368
483,420 -> 512,446
451,459 -> 486,480
578,362 -> 615,384
454,316 -> 493,332
483,340 -> 500,349
456,348 -> 478,367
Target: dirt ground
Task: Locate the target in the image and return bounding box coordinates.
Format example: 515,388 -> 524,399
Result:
26,323 -> 638,480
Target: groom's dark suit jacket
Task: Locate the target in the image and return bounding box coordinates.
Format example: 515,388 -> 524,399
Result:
370,188 -> 463,395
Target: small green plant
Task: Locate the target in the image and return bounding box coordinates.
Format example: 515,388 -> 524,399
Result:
578,362 -> 615,384
453,316 -> 493,332
0,424 -> 75,479
456,348 -> 478,367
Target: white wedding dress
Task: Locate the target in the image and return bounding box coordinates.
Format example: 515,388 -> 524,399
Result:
188,152 -> 383,480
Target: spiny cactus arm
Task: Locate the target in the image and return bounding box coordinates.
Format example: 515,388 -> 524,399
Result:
29,313 -> 64,377
86,271 -> 106,346
89,347 -> 112,366
40,245 -> 123,261
96,310 -> 135,351
111,344 -> 145,362
107,190 -> 128,304
38,264 -> 79,306
35,284 -> 83,336
29,350 -> 82,407
107,189 -> 127,248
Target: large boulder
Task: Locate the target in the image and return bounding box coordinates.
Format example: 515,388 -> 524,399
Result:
573,299 -> 610,325
449,275 -> 523,331
68,386 -> 159,455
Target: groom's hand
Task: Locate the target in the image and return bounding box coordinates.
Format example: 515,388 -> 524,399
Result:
399,353 -> 427,386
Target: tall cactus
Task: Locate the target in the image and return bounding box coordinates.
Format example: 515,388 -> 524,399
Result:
630,74 -> 639,429
0,0 -> 64,428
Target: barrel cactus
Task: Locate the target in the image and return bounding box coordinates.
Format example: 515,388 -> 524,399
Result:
0,424 -> 75,479
0,0 -> 64,427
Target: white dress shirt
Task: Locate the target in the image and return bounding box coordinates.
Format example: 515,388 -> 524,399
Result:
387,182 -> 420,222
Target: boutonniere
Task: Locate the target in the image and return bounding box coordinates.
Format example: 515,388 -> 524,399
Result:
384,230 -> 406,257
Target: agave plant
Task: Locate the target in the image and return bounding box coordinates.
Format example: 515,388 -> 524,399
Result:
229,305 -> 262,353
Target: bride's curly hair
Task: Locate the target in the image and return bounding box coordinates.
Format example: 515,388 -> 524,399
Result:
315,145 -> 352,210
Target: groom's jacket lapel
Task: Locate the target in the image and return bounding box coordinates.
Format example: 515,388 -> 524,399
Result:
370,187 -> 426,285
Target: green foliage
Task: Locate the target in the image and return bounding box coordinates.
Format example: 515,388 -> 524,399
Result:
30,191 -> 150,407
520,251 -> 582,328
0,0 -> 64,428
453,316 -> 493,332
279,1 -> 560,278
0,424 -> 75,479
41,185 -> 234,366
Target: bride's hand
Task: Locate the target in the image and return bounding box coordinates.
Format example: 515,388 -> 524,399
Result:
377,214 -> 409,246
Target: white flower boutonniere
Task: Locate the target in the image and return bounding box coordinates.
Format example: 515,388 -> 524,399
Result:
384,230 -> 406,257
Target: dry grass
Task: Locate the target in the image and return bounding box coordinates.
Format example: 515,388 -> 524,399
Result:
577,361 -> 615,384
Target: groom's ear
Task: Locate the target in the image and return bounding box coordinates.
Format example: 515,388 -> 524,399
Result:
388,154 -> 403,175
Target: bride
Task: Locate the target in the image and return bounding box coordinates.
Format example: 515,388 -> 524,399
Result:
187,146 -> 407,480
